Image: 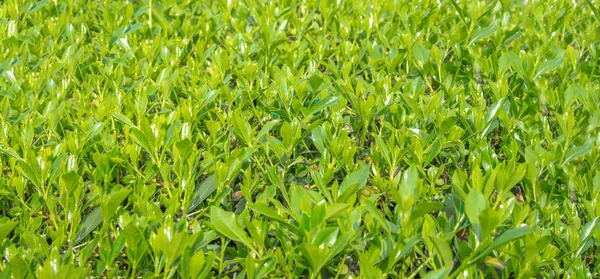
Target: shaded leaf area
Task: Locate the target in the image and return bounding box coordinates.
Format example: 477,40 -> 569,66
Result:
0,0 -> 599,278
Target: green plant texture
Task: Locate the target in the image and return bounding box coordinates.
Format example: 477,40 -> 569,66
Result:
1,0 -> 599,278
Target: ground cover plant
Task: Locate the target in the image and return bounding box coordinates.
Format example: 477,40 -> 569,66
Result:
0,0 -> 599,278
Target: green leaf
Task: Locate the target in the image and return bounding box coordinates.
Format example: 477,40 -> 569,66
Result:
124,22 -> 143,36
18,159 -> 41,189
325,203 -> 351,221
111,112 -> 136,127
311,126 -> 327,154
0,222 -> 17,241
424,140 -> 442,166
577,217 -> 599,257
188,175 -> 217,213
400,166 -> 419,202
359,251 -> 384,279
484,98 -> 504,124
209,206 -> 255,252
387,234 -> 421,269
232,111 -> 253,146
256,120 -> 279,140
473,226 -> 532,262
468,25 -> 497,46
29,0 -> 48,13
247,203 -> 297,231
429,235 -> 453,267
413,44 -> 430,65
465,188 -> 486,241
305,96 -> 339,116
465,188 -> 485,224
75,207 -> 102,245
576,217 -> 600,257
312,227 -> 339,247
338,165 -> 370,202
309,75 -> 325,92
175,138 -> 195,160
104,189 -> 132,218
309,202 -> 327,229
563,143 -> 592,166
585,0 -> 600,23
534,57 -> 564,79
423,267 -> 451,279
83,122 -> 104,146
579,217 -> 599,243
439,116 -> 456,135
0,145 -> 23,161
299,243 -> 325,272
410,202 -> 443,222
131,128 -> 155,159
505,163 -> 527,190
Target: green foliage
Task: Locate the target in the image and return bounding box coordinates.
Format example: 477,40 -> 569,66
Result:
0,0 -> 599,278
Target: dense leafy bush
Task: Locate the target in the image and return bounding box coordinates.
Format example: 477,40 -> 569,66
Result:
1,0 -> 599,278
